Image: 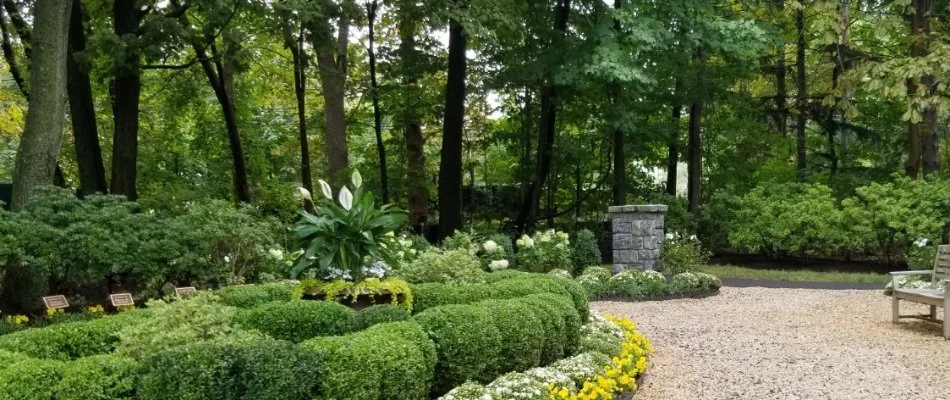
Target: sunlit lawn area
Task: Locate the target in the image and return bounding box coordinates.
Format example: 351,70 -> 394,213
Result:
696,264 -> 890,284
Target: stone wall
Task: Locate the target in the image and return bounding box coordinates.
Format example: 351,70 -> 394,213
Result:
608,205 -> 667,271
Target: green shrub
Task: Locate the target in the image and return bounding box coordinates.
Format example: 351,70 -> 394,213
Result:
669,272 -> 704,294
0,311 -> 149,360
138,338 -> 319,400
548,277 -> 590,322
0,322 -> 25,337
486,232 -> 515,261
411,276 -> 586,319
695,272 -> 722,291
0,358 -> 64,400
235,300 -> 355,342
217,283 -> 294,308
526,293 -> 582,355
395,249 -> 486,284
0,349 -> 26,366
512,296 -> 567,364
442,230 -> 477,254
413,305 -> 502,394
302,321 -> 436,400
515,230 -> 572,273
484,269 -> 535,282
659,233 -> 709,275
575,266 -> 612,298
116,293 -> 260,360
607,269 -> 668,297
353,304 -> 411,330
476,299 -> 544,376
570,229 -> 601,273
54,355 -> 137,400
548,268 -> 573,279
409,283 -> 480,313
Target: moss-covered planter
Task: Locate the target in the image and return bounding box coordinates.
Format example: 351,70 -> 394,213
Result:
293,278 -> 413,311
302,289 -> 407,311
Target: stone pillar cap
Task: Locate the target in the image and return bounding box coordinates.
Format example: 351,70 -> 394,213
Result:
607,204 -> 669,213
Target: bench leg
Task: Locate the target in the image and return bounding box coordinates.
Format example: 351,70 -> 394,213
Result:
892,296 -> 900,324
931,305 -> 938,320
945,302 -> 949,340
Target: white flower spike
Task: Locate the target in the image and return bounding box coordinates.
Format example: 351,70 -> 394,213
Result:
318,179 -> 333,199
338,186 -> 354,210
351,170 -> 363,188
295,187 -> 313,201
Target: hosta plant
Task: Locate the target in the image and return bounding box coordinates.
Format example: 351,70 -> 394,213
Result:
290,171 -> 408,281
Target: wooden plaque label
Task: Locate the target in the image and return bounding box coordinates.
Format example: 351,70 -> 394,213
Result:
175,287 -> 197,295
110,293 -> 135,307
42,295 -> 69,309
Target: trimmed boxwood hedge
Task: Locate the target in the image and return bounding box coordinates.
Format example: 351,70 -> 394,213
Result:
54,354 -> 137,400
513,296 -> 568,364
138,338 -> 319,400
234,300 -> 356,342
352,304 -> 412,330
413,304 -> 503,395
301,321 -> 436,400
217,283 -> 294,308
476,299 -> 544,377
0,358 -> 65,400
0,310 -> 150,360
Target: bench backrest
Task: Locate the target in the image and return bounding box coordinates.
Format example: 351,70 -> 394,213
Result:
934,245 -> 950,282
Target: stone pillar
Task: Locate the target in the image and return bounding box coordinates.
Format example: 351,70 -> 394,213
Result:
608,204 -> 667,272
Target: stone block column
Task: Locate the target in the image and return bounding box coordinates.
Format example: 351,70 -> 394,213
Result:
608,204 -> 668,272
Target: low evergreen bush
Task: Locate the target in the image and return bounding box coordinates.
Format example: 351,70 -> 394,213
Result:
352,304 -> 411,330
413,305 -> 503,395
235,300 -> 355,342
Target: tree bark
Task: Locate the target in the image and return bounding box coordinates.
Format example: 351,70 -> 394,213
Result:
0,5 -> 26,98
397,3 -> 429,230
666,104 -> 682,196
67,0 -> 107,196
203,44 -> 251,203
916,0 -> 938,176
289,34 -> 312,195
438,16 -> 466,240
515,0 -> 571,233
772,0 -> 787,136
612,127 -> 625,205
314,16 -> 350,184
110,0 -> 141,200
11,0 -> 71,210
367,0 -> 388,202
795,8 -> 807,181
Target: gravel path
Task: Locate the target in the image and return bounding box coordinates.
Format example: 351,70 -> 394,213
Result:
594,287 -> 950,400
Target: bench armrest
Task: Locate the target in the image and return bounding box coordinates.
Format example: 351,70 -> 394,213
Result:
889,271 -> 933,276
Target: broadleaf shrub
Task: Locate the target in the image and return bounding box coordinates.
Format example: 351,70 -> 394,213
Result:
659,233 -> 709,275
54,355 -> 138,400
413,305 -> 503,395
352,304 -> 411,330
217,283 -> 294,308
235,300 -> 356,342
515,230 -> 572,273
570,229 -> 601,273
0,358 -> 65,400
394,249 -> 486,284
476,299 -> 545,376
0,311 -> 149,360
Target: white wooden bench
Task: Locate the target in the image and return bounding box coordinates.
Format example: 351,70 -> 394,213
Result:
891,244 -> 950,339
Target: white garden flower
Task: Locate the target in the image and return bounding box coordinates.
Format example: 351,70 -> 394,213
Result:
317,179 -> 333,199
914,238 -> 930,248
386,231 -> 395,237
397,251 -> 405,258
223,255 -> 231,263
483,240 -> 498,252
489,259 -> 509,271
689,234 -> 697,241
338,186 -> 354,210
267,248 -> 284,260
295,187 -> 313,201
665,232 -> 675,240
351,170 -> 363,188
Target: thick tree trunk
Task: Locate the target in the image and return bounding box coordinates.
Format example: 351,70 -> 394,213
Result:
772,0 -> 787,136
666,104 -> 681,196
289,36 -> 312,195
367,0 -> 388,202
67,0 -> 107,196
795,8 -> 807,181
11,0 -> 71,210
916,0 -> 938,176
687,51 -> 704,217
110,0 -> 141,200
397,3 -> 429,230
515,0 -> 571,233
438,17 -> 466,240
314,18 -> 350,184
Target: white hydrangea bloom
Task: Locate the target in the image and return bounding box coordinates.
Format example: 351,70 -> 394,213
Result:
483,240 -> 498,252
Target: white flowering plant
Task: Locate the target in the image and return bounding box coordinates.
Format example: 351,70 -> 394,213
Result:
905,237 -> 938,270
289,171 -> 408,281
479,239 -> 510,271
607,269 -> 669,296
515,230 -> 572,273
659,231 -> 709,275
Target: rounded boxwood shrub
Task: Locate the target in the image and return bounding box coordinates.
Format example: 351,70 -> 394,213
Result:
0,358 -> 65,400
528,293 -> 582,355
548,276 -> 590,322
607,269 -> 669,297
476,299 -> 544,377
217,283 -> 293,308
413,304 -> 503,395
138,337 -> 319,400
484,269 -> 535,282
302,321 -> 435,400
235,300 -> 356,342
54,355 -> 138,400
0,349 -> 26,367
0,311 -> 149,360
353,304 -> 411,330
570,229 -> 601,273
410,283 -> 480,313
696,272 -> 722,291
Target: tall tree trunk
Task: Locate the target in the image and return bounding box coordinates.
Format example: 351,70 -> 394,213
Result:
193,42 -> 251,203
67,0 -> 106,196
110,0 -> 141,200
666,104 -> 681,196
314,17 -> 350,184
516,0 -> 571,232
0,5 -> 26,98
11,0 -> 71,210
289,34 -> 312,195
687,50 -> 704,217
795,8 -> 807,181
397,1 -> 429,230
905,0 -> 931,178
438,16 -> 466,240
612,127 -> 625,205
916,0 -> 938,176
367,0 -> 388,202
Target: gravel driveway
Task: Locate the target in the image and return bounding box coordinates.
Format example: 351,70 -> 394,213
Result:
594,287 -> 950,400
